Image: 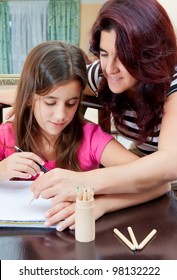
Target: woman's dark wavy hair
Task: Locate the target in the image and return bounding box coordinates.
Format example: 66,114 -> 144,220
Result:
14,41 -> 87,171
89,0 -> 177,142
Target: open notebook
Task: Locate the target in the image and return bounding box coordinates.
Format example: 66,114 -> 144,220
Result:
0,181 -> 55,228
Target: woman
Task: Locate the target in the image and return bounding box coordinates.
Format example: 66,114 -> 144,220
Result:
31,0 -> 176,230
0,0 -> 175,230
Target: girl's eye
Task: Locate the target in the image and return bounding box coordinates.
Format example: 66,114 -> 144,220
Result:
44,101 -> 56,106
66,102 -> 77,107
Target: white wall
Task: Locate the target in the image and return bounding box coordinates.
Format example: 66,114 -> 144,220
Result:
158,0 -> 177,31
82,0 -> 177,31
81,0 -> 105,3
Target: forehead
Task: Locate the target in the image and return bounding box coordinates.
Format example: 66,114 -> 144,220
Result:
100,30 -> 117,52
45,80 -> 82,99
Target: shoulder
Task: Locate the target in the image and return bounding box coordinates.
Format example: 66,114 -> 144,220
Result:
87,60 -> 101,73
77,122 -> 114,170
82,121 -> 113,142
87,60 -> 103,93
0,122 -> 14,133
168,66 -> 177,96
0,122 -> 15,158
0,122 -> 15,141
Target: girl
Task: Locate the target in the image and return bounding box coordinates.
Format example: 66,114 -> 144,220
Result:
1,40 -> 137,180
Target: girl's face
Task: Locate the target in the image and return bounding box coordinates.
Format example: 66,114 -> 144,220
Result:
99,29 -> 137,94
33,80 -> 82,142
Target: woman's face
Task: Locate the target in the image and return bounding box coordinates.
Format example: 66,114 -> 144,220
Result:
99,29 -> 137,94
33,80 -> 82,143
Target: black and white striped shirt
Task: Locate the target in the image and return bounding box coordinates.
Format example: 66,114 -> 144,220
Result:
87,61 -> 177,155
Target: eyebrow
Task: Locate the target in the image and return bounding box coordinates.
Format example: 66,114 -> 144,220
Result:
44,96 -> 80,101
99,47 -> 107,52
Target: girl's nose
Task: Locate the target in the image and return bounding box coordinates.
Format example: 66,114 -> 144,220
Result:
54,106 -> 66,122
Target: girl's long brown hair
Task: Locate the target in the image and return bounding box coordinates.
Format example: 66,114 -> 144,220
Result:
14,41 -> 87,171
90,0 -> 177,142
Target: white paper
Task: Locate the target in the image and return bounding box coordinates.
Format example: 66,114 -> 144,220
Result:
0,181 -> 52,226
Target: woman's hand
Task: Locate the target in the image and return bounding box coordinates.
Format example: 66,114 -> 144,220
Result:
31,168 -> 83,201
44,200 -> 75,231
0,152 -> 45,180
44,195 -> 108,231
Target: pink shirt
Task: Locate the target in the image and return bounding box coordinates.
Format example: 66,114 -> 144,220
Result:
0,122 -> 113,178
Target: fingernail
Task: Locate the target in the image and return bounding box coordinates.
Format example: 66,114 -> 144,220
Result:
45,211 -> 50,218
56,224 -> 63,232
44,221 -> 50,227
69,225 -> 75,230
33,192 -> 39,199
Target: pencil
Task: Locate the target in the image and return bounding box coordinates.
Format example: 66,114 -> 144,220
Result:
83,187 -> 88,201
127,226 -> 139,249
76,187 -> 82,200
138,229 -> 157,250
113,228 -> 136,251
29,195 -> 34,205
14,145 -> 49,173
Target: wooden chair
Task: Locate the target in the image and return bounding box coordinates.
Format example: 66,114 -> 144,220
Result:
0,75 -> 19,123
81,94 -> 111,133
0,104 -> 11,123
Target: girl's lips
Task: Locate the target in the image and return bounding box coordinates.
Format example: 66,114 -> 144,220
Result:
50,121 -> 65,126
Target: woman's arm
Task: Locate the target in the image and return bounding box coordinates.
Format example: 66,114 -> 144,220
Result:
91,91 -> 177,194
44,182 -> 170,231
30,138 -> 139,199
31,92 -> 177,200
95,183 -> 170,215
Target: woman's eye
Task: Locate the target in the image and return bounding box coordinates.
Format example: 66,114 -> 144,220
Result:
100,52 -> 107,57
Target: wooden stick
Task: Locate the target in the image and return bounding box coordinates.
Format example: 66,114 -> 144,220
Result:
127,226 -> 139,249
138,229 -> 157,250
113,228 -> 136,251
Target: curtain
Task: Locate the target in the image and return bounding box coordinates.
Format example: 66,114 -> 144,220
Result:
0,1 -> 11,74
0,0 -> 80,74
9,0 -> 48,74
48,0 -> 80,46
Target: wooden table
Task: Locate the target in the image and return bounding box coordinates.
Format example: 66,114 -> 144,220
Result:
0,191 -> 177,260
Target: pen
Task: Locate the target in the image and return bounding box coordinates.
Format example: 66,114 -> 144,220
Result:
14,145 -> 49,173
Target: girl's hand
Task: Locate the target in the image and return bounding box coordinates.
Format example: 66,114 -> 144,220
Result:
0,152 -> 45,180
